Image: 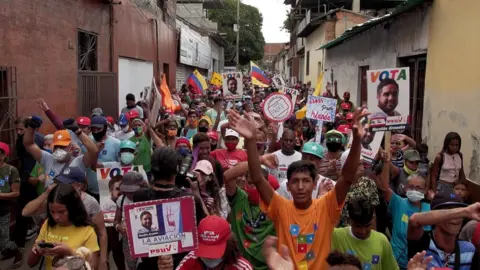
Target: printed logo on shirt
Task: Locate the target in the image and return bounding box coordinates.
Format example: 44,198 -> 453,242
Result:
371,255 -> 380,264
406,210 -> 413,217
290,224 -> 300,236
49,170 -> 55,177
298,261 -> 308,270
0,179 -> 5,187
402,214 -> 409,223
363,263 -> 372,270
305,250 -> 315,261
101,149 -> 107,156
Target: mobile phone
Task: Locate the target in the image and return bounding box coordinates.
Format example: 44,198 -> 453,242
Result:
38,242 -> 55,249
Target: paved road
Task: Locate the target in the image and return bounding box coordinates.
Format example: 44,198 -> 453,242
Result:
0,238 -> 118,270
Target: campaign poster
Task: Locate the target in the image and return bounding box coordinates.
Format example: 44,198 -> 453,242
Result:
367,68 -> 410,132
283,87 -> 300,105
222,72 -> 243,100
124,197 -> 198,258
272,75 -> 285,89
97,163 -> 147,226
306,96 -> 337,123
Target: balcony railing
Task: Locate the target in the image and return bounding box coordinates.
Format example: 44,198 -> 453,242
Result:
296,9 -> 311,34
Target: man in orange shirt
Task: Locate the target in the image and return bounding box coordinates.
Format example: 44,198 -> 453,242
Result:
227,106 -> 369,270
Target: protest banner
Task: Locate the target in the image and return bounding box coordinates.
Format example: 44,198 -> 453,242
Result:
262,93 -> 293,123
142,77 -> 162,125
272,75 -> 285,88
222,72 -> 243,100
97,163 -> 147,226
283,87 -> 300,105
306,96 -> 337,123
124,197 -> 198,258
367,68 -> 410,131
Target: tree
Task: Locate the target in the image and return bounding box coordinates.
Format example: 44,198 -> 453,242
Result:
208,0 -> 266,66
282,10 -> 295,33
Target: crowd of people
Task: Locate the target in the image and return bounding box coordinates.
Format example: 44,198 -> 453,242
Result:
0,77 -> 479,270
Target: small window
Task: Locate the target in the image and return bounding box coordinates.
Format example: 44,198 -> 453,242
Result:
78,30 -> 98,71
306,51 -> 310,76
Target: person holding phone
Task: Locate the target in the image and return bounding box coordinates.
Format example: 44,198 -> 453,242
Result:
27,184 -> 99,270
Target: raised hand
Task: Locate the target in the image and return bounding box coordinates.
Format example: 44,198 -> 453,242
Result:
262,236 -> 294,270
407,251 -> 432,270
351,105 -> 371,140
36,98 -> 49,111
228,110 -> 257,140
63,118 -> 80,133
28,116 -> 43,129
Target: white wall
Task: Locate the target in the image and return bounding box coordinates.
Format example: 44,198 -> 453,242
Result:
118,58 -> 154,114
324,7 -> 431,103
304,24 -> 326,86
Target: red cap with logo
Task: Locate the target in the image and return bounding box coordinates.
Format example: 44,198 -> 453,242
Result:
337,124 -> 350,135
346,112 -> 354,120
127,110 -> 140,120
76,117 -> 91,127
0,142 -> 10,156
194,215 -> 231,259
341,102 -> 351,111
106,116 -> 115,125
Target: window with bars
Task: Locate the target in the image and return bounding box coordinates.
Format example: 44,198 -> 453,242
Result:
78,30 -> 98,71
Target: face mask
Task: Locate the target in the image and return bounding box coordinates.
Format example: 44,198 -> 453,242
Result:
120,152 -> 135,165
122,125 -> 129,133
200,258 -> 222,268
45,149 -> 53,154
190,120 -> 198,127
245,187 -> 260,205
167,129 -> 177,137
225,142 -> 237,151
52,148 -> 69,162
92,127 -> 107,142
133,126 -> 143,136
198,126 -> 208,133
177,148 -> 190,158
127,104 -> 136,109
326,142 -> 342,152
406,190 -> 424,202
403,164 -> 418,176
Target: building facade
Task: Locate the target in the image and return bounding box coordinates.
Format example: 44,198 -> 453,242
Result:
0,0 -> 177,150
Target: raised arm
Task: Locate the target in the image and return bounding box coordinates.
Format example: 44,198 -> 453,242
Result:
23,117 -> 44,162
36,98 -> 64,130
228,110 -> 274,205
378,152 -> 393,202
334,105 -> 370,205
408,202 -> 480,241
224,161 -> 249,197
63,118 -> 99,168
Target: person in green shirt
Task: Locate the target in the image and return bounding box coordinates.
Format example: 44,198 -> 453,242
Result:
332,196 -> 398,270
128,117 -> 164,181
224,161 -> 278,270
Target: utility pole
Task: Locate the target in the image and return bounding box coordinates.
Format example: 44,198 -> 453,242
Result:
235,0 -> 240,69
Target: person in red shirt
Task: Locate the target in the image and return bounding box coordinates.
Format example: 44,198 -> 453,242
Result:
210,129 -> 247,170
176,216 -> 253,270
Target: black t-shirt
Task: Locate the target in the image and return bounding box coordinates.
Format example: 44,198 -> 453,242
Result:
133,187 -> 207,269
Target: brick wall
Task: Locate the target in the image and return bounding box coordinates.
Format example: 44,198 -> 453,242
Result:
0,0 -> 177,135
324,21 -> 337,42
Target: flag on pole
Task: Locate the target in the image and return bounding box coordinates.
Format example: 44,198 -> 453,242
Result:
251,77 -> 269,88
160,74 -> 176,112
313,71 -> 324,96
187,69 -> 208,94
250,61 -> 269,85
210,72 -> 223,86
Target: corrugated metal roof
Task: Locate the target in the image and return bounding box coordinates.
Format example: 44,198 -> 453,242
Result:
318,0 -> 424,50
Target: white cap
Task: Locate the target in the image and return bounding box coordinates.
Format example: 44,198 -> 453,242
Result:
225,129 -> 239,138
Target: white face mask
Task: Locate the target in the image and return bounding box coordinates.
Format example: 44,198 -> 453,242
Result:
200,258 -> 222,268
406,190 -> 424,202
52,148 -> 69,162
120,152 -> 135,165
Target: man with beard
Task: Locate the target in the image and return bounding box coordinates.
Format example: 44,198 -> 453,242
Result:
121,93 -> 144,119
408,194 -> 480,269
227,77 -> 238,95
372,78 -> 401,118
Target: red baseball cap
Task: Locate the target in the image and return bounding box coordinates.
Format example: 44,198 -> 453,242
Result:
207,131 -> 219,141
0,142 -> 10,156
106,116 -> 115,125
337,124 -> 350,135
76,117 -> 91,127
195,216 -> 231,259
127,110 -> 140,120
346,112 -> 354,120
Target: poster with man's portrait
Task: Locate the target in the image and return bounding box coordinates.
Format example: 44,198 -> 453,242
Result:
367,68 -> 410,132
222,72 -> 243,100
125,197 -> 198,258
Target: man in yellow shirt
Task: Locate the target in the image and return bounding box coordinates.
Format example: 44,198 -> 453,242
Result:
227,105 -> 370,269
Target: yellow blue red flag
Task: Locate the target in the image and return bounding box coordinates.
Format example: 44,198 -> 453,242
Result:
250,61 -> 269,85
187,69 -> 208,94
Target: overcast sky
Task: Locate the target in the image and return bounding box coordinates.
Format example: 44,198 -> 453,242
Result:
242,0 -> 290,43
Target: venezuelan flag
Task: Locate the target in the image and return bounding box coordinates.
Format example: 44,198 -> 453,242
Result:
187,69 -> 208,94
250,61 -> 269,85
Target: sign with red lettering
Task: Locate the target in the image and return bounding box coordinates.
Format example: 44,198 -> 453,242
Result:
367,67 -> 410,129
262,93 -> 293,122
306,96 -> 337,122
96,163 -> 148,227
124,196 -> 198,258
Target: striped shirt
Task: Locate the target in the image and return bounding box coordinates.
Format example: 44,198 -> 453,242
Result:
176,251 -> 253,270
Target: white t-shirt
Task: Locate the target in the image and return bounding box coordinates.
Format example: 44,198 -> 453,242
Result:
271,150 -> 302,184
277,175 -> 335,200
40,151 -> 86,187
114,130 -> 135,141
